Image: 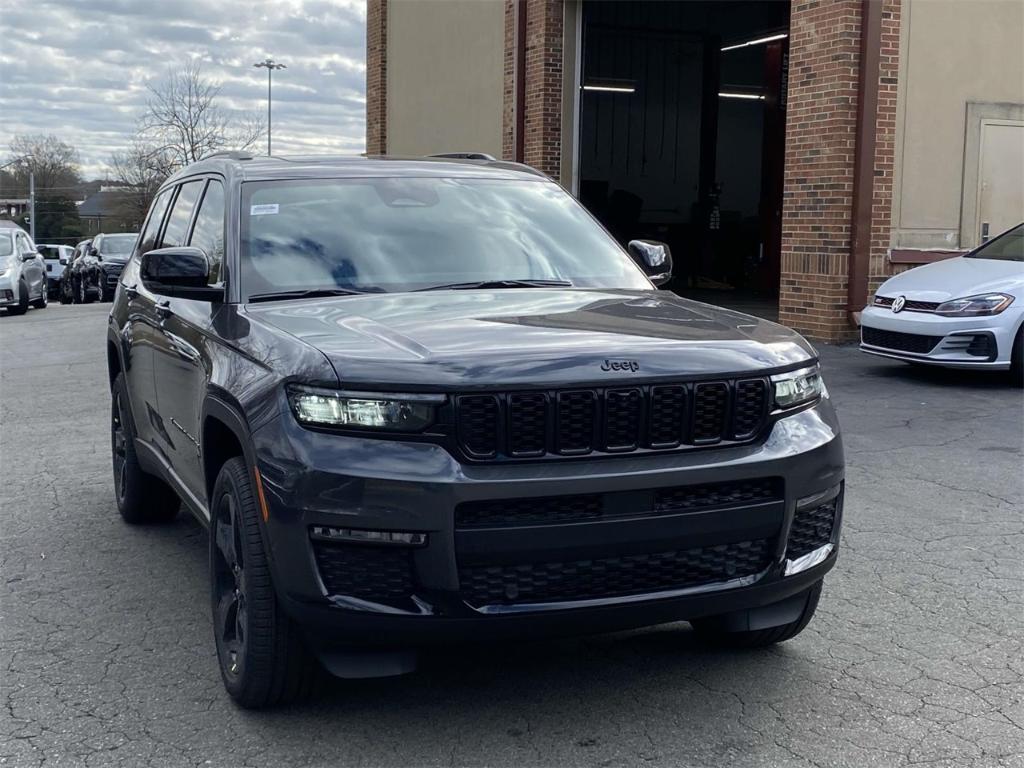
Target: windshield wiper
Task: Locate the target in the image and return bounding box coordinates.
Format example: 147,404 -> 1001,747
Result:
414,278 -> 573,292
247,288 -> 364,303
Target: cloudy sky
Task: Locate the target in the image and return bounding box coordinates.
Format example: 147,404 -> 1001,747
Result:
1,0 -> 367,179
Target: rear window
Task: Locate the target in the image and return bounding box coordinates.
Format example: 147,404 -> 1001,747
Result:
968,224 -> 1023,262
39,246 -> 61,259
99,235 -> 137,255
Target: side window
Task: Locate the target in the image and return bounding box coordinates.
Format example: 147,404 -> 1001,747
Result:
188,180 -> 225,286
159,180 -> 203,249
138,190 -> 172,257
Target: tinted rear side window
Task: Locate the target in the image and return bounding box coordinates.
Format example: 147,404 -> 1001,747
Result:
188,180 -> 225,285
160,181 -> 203,249
138,190 -> 172,256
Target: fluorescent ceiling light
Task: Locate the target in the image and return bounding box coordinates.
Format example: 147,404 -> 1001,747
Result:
719,92 -> 765,100
583,85 -> 636,93
721,33 -> 788,52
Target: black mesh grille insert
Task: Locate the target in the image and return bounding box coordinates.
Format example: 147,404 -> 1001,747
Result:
556,391 -> 596,454
654,477 -> 783,514
693,383 -> 729,443
862,327 -> 942,354
604,388 -> 641,450
733,379 -> 768,439
786,500 -> 838,560
456,395 -> 499,458
456,478 -> 783,528
648,385 -> 686,447
459,539 -> 772,605
457,494 -> 604,528
312,541 -> 415,601
507,393 -> 547,456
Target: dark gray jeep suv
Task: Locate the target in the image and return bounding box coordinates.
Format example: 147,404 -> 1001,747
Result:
107,153 -> 844,708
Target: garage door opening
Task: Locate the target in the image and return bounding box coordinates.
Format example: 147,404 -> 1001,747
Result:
576,0 -> 790,320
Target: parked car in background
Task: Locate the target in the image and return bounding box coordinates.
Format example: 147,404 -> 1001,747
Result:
37,243 -> 74,298
861,222 -> 1024,385
107,154 -> 845,708
91,233 -> 138,301
62,238 -> 100,304
0,220 -> 48,315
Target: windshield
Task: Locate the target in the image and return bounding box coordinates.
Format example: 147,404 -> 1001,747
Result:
0,234 -> 13,258
100,234 -> 137,255
967,224 -> 1023,262
239,177 -> 650,299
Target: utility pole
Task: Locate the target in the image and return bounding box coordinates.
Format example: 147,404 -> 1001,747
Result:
253,58 -> 286,156
28,171 -> 35,240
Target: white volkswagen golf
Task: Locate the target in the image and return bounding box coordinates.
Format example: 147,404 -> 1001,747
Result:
860,223 -> 1024,385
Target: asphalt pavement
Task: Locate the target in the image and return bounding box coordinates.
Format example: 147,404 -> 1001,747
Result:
1,302 -> 1022,768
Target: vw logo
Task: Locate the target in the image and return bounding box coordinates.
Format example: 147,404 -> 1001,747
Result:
891,295 -> 906,313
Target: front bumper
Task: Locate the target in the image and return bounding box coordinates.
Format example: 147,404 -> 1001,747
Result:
252,395 -> 845,647
0,275 -> 17,307
860,306 -> 1021,369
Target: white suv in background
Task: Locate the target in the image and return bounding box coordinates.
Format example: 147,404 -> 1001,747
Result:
860,223 -> 1024,384
37,244 -> 74,298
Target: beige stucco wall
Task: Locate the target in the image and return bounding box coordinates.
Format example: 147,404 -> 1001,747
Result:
892,0 -> 1024,250
385,0 -> 505,158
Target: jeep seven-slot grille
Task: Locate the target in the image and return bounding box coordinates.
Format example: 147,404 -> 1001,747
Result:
455,378 -> 770,460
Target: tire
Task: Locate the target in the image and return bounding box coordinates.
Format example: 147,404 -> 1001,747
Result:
210,457 -> 320,709
31,283 -> 47,310
6,280 -> 29,315
59,280 -> 71,304
72,277 -> 82,304
81,277 -> 95,304
690,581 -> 823,648
111,373 -> 180,524
1010,325 -> 1023,388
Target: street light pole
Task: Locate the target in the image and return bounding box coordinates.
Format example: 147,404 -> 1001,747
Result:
253,58 -> 286,156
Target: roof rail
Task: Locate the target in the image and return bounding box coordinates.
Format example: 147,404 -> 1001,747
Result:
428,152 -> 497,161
202,150 -> 255,161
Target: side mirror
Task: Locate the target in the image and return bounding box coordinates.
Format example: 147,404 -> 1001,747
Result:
141,246 -> 223,301
21,252 -> 37,262
627,240 -> 673,286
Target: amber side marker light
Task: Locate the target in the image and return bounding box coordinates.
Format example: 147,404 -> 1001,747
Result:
253,467 -> 270,522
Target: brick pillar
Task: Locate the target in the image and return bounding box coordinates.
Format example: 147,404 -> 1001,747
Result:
780,0 -> 900,341
503,0 -> 562,176
868,0 -> 901,298
366,0 -> 388,155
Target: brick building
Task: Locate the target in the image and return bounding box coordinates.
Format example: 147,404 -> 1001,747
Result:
366,0 -> 1024,341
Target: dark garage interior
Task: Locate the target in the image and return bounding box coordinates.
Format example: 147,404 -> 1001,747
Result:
578,0 -> 791,315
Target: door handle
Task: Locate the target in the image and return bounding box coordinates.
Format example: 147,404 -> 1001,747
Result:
155,300 -> 172,319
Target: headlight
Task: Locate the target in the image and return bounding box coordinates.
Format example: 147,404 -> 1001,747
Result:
934,293 -> 1014,316
287,385 -> 443,431
771,365 -> 824,410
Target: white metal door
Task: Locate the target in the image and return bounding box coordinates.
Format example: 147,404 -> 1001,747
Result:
977,120 -> 1024,243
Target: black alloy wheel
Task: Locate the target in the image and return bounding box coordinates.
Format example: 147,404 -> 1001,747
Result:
213,488 -> 248,684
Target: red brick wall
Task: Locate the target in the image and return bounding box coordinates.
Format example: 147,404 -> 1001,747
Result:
366,0 -> 388,155
868,0 -> 901,298
502,0 -> 562,176
502,1 -> 517,160
778,0 -> 862,340
780,0 -> 900,340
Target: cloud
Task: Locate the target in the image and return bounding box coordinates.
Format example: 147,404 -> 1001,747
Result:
0,0 -> 367,180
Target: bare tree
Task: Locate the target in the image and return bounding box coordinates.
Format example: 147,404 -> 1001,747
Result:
139,61 -> 265,167
108,142 -> 177,229
3,134 -> 82,194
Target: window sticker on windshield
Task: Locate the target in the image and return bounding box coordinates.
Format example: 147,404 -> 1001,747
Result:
250,203 -> 279,216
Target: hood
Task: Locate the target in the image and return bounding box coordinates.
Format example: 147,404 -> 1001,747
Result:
100,255 -> 130,266
244,289 -> 815,389
877,256 -> 1024,303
